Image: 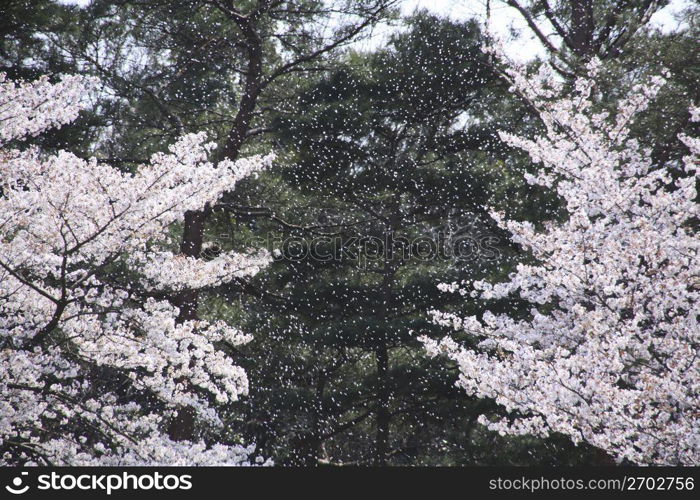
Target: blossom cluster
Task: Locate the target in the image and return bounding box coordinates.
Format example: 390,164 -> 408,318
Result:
0,73 -> 93,146
0,73 -> 273,465
424,60 -> 699,465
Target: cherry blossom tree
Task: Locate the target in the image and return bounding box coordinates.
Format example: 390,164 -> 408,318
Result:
0,73 -> 273,465
423,59 -> 699,465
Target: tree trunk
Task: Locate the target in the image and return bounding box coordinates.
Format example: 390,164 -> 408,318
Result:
168,16 -> 263,442
375,339 -> 390,465
375,246 -> 394,465
174,210 -> 207,321
570,0 -> 596,59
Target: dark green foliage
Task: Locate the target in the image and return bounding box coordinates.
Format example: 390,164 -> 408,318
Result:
226,13 -> 595,465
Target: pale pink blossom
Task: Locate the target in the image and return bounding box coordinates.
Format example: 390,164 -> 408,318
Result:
424,61 -> 699,465
0,73 -> 272,465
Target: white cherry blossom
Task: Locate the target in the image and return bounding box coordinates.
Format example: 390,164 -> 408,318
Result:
424,60 -> 699,465
0,73 -> 272,465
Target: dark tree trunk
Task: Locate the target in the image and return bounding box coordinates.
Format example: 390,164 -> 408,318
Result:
167,407 -> 196,442
168,14 -> 264,443
375,246 -> 394,465
569,0 -> 596,59
375,339 -> 390,465
174,210 -> 207,321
